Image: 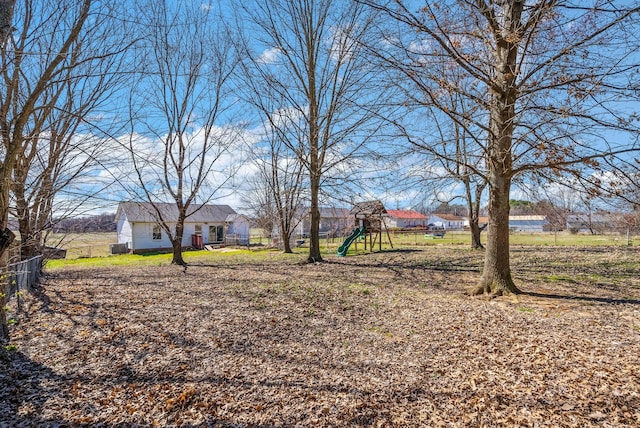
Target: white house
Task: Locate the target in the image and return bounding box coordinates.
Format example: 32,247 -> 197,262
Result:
386,209 -> 429,228
115,202 -> 246,253
428,213 -> 466,230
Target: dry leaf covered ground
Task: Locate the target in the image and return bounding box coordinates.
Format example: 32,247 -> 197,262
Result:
2,246 -> 640,427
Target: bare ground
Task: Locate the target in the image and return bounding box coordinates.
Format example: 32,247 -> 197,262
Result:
2,246 -> 640,427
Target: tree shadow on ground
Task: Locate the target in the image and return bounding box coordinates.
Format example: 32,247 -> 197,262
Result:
0,350 -> 74,426
522,291 -> 640,306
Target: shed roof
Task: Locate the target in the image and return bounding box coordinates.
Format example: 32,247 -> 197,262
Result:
116,202 -> 236,223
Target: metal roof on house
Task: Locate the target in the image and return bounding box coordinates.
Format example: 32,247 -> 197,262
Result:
431,213 -> 465,221
319,207 -> 351,218
116,202 -> 236,223
508,215 -> 547,221
387,209 -> 428,220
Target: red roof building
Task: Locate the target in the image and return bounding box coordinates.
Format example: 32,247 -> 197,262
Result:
386,209 -> 429,228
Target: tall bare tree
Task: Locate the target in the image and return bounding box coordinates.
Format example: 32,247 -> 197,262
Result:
239,0 -> 387,263
9,0 -> 129,260
239,57 -> 309,253
0,0 -> 97,342
362,0 -> 640,295
124,0 -> 239,266
391,60 -> 489,249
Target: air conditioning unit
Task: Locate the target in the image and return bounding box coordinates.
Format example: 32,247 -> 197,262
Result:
110,243 -> 129,254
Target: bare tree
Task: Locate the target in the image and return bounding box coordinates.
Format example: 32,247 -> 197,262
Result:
124,0 -> 239,266
362,0 -> 640,295
260,134 -> 306,254
9,0 -> 129,260
392,63 -> 489,248
239,0 -> 387,263
0,0 -> 96,342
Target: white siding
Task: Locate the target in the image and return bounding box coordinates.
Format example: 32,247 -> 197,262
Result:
227,217 -> 250,244
120,219 -> 229,251
117,213 -> 133,247
131,222 -> 172,251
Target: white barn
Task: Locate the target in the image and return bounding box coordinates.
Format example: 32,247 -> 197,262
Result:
115,202 -> 248,253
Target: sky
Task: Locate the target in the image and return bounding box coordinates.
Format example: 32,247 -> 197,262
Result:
22,0 -> 640,219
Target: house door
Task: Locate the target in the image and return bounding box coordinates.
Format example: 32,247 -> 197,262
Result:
209,225 -> 224,243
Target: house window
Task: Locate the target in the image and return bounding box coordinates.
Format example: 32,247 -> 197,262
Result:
152,225 -> 162,240
209,225 -> 223,243
194,224 -> 202,236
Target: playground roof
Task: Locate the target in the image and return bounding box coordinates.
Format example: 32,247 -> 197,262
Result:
351,200 -> 387,217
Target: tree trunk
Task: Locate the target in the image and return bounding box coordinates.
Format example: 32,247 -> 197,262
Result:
470,0 -> 523,296
281,222 -> 293,253
307,175 -> 322,263
171,238 -> 185,266
16,200 -> 41,260
171,220 -> 186,266
465,178 -> 486,250
0,173 -> 13,342
470,220 -> 484,250
472,176 -> 521,296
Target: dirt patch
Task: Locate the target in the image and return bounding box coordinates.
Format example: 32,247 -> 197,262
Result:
2,246 -> 640,426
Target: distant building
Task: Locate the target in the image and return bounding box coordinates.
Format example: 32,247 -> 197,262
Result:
508,215 -> 548,232
386,209 -> 429,228
566,212 -> 619,234
428,213 -> 466,230
463,216 -> 489,230
291,207 -> 352,238
115,202 -> 248,252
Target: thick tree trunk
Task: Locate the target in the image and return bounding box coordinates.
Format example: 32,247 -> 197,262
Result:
470,220 -> 484,250
0,173 -> 13,343
281,222 -> 293,253
171,238 -> 185,266
171,220 -> 186,266
469,0 -> 524,296
472,177 -> 521,296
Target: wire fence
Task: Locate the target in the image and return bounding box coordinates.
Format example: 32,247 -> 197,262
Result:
5,255 -> 43,301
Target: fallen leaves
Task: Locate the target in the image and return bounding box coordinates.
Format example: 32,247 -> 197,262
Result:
1,246 -> 640,426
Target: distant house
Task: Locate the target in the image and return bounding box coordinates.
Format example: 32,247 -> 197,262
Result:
508,215 -> 548,232
294,207 -> 352,237
428,213 -> 466,230
386,209 -> 429,228
566,212 -> 618,234
115,202 -> 247,253
463,216 -> 489,230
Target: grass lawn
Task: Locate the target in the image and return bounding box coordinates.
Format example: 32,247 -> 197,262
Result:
3,245 -> 640,426
42,230 -> 640,263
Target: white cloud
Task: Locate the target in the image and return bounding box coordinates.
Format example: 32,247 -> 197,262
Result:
257,47 -> 283,64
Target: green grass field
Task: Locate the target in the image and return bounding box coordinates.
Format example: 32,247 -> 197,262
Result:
43,229 -> 640,269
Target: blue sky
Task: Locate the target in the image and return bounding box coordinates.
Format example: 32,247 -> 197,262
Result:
37,0 -> 640,217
